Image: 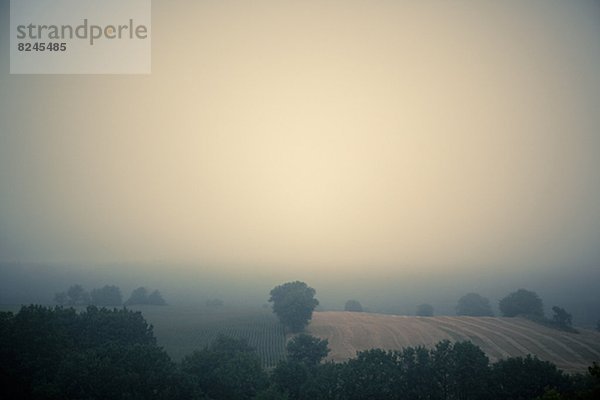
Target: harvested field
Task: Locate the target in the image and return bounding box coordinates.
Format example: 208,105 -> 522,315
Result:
307,311 -> 600,373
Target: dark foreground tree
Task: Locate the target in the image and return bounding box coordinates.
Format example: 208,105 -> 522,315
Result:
499,288 -> 544,317
344,299 -> 363,312
286,334 -> 329,366
0,305 -> 203,400
181,335 -> 268,400
269,281 -> 319,332
490,355 -> 572,399
416,303 -> 434,316
456,292 -> 494,316
90,285 -> 122,306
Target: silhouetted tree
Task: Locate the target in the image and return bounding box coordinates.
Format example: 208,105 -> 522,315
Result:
490,355 -> 571,400
181,335 -> 267,400
344,300 -> 363,312
450,341 -> 490,399
456,292 -> 494,316
54,284 -> 91,306
416,303 -> 434,316
148,289 -> 167,305
0,305 -> 200,400
552,306 -> 572,327
67,284 -> 90,305
499,288 -> 544,317
90,285 -> 122,306
125,286 -> 149,305
286,334 -> 329,366
340,349 -> 402,400
269,281 -> 319,332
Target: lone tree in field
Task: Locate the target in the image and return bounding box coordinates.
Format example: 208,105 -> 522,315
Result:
551,306 -> 572,328
456,293 -> 494,316
344,299 -> 363,312
416,303 -> 434,316
269,281 -> 319,332
499,289 -> 544,317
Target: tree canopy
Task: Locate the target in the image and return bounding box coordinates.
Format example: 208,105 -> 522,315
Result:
269,281 -> 319,332
54,284 -> 90,306
499,289 -> 544,317
344,299 -> 363,312
90,285 -> 123,306
456,292 -> 494,316
125,287 -> 167,306
181,335 -> 267,400
286,334 -> 329,366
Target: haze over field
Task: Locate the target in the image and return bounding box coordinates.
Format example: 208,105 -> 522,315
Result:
1,2 -> 599,323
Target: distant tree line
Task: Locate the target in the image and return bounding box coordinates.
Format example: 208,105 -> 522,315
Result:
54,284 -> 167,307
268,281 -> 577,333
1,305 -> 599,400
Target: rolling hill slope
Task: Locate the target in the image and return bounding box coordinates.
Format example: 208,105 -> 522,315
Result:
307,311 -> 600,373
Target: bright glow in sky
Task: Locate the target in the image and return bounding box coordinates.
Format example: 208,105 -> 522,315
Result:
1,1 -> 599,277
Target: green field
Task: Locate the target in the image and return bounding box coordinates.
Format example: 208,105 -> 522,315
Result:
128,305 -> 287,367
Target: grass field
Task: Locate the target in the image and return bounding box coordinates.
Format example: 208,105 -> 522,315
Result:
128,305 -> 287,367
307,311 -> 600,373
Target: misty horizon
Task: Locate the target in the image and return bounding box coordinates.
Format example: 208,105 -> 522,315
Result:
1,1 -> 599,331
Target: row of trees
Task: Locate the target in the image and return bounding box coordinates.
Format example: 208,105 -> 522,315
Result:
268,334 -> 598,400
341,289 -> 575,330
1,305 -> 598,399
269,281 -> 576,334
54,284 -> 167,307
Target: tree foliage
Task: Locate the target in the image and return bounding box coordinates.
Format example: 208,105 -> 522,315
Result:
286,334 -> 329,366
551,306 -> 572,327
125,286 -> 149,305
499,288 -> 544,317
269,281 -> 319,332
344,300 -> 363,312
125,287 -> 167,306
456,292 -> 494,316
54,284 -> 90,306
148,290 -> 167,305
490,355 -> 572,400
0,305 -> 204,400
181,335 -> 268,400
90,285 -> 123,306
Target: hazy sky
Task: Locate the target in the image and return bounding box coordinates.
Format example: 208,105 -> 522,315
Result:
1,1 -> 599,278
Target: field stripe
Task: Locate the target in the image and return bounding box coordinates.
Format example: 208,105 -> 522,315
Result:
433,317 -> 585,371
502,318 -> 600,359
493,318 -> 598,363
428,317 -> 512,359
470,317 -> 585,368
